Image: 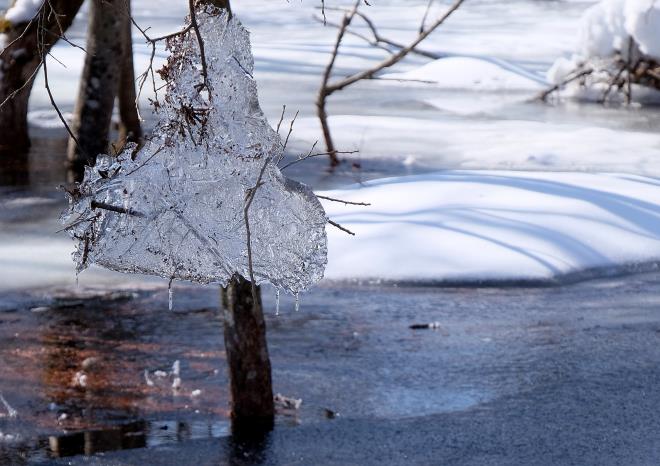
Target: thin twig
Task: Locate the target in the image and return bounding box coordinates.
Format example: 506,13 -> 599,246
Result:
276,105 -> 286,133
37,8 -> 80,153
280,149 -> 358,170
316,195 -> 370,206
328,219 -> 355,236
90,200 -> 145,217
243,158 -> 271,307
188,0 -> 209,91
537,68 -> 593,101
420,0 -> 435,33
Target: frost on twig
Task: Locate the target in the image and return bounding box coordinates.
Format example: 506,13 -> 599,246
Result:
61,6 -> 328,294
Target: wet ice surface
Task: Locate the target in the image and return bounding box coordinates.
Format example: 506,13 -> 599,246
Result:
2,273 -> 660,463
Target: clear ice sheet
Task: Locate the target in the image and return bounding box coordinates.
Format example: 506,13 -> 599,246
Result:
61,6 -> 328,294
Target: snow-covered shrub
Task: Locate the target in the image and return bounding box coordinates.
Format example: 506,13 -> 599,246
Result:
547,0 -> 660,103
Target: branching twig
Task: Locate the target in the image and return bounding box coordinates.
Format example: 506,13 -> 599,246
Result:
537,68 -> 593,101
316,0 -> 464,168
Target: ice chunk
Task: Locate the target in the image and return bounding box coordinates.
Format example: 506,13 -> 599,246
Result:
61,6 -> 327,294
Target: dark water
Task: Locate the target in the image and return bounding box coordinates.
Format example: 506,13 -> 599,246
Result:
1,271 -> 660,464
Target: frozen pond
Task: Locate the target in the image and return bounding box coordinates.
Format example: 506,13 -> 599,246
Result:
2,0 -> 660,463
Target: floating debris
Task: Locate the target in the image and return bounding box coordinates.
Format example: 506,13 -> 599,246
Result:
72,371 -> 88,388
274,393 -> 302,411
409,322 -> 442,330
172,377 -> 182,390
324,408 -> 339,419
144,370 -> 155,387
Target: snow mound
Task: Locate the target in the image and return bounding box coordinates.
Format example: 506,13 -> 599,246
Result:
577,0 -> 660,61
61,7 -> 327,294
319,171 -> 660,284
27,110 -> 72,129
382,56 -> 545,92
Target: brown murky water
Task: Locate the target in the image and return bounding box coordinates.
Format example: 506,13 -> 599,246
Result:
0,286 -> 233,462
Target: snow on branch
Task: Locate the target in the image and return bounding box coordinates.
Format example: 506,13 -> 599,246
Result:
61,6 -> 328,294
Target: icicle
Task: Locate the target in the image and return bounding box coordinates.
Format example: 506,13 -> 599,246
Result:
0,393 -> 17,419
294,292 -> 300,312
168,278 -> 174,311
275,289 -> 280,316
74,272 -> 79,287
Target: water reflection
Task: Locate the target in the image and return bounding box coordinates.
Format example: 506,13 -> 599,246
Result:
0,418 -> 232,463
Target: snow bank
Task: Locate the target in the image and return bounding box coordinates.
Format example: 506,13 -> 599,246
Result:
3,0 -> 43,24
576,0 -> 660,61
548,0 -> 660,102
319,171 -> 660,284
381,56 -> 545,92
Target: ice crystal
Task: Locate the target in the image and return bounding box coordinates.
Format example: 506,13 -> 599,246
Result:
61,6 -> 328,294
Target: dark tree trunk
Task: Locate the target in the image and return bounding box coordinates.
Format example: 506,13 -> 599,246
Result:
222,275 -> 274,424
0,0 -> 84,154
67,0 -> 125,180
117,0 -> 142,148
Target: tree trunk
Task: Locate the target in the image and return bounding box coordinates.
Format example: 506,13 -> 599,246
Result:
222,275 -> 274,424
67,0 -> 125,181
0,0 -> 84,154
117,0 -> 142,148
207,0 -> 273,426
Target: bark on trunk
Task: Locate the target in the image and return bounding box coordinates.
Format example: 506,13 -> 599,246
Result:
117,0 -> 142,148
208,0 -> 273,426
222,275 -> 274,424
0,0 -> 84,154
67,0 -> 125,181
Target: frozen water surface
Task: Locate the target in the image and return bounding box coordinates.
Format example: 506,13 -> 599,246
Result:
0,274 -> 660,463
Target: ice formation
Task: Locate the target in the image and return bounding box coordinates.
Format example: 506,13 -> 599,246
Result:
61,6 -> 328,294
547,0 -> 660,102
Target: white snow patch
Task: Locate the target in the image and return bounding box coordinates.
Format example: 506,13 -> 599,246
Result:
381,56 -> 546,92
576,0 -> 660,61
292,115 -> 660,176
4,0 -> 44,24
27,110 -> 72,129
319,171 -> 660,283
